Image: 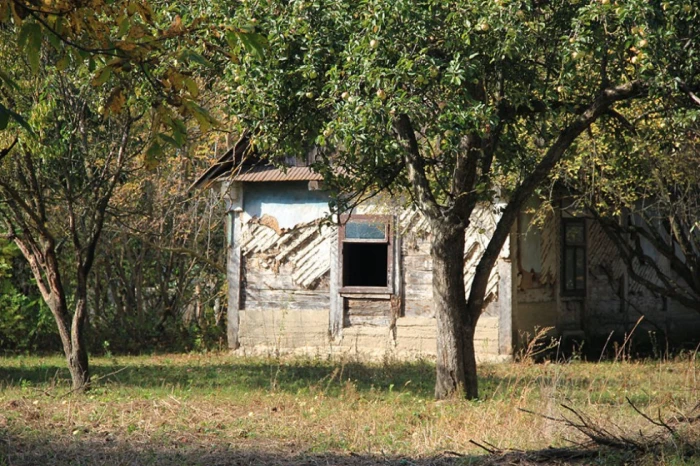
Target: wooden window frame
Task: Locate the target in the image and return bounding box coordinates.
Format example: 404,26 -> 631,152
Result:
339,215 -> 393,294
561,217 -> 587,297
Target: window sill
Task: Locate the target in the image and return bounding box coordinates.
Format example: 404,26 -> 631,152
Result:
560,294 -> 585,301
340,288 -> 392,299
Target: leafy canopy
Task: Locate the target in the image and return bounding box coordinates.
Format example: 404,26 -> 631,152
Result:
224,0 -> 698,211
0,0 -> 266,163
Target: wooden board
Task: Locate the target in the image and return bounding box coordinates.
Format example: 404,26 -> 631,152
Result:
344,297 -> 391,327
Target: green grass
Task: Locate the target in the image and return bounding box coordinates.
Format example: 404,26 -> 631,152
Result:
0,353 -> 698,465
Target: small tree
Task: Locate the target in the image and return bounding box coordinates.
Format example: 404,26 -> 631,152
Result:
0,1 -> 257,387
0,53 -> 144,390
225,0 -> 699,398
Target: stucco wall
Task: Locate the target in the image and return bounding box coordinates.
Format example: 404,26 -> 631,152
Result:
243,182 -> 329,229
238,310 -> 505,362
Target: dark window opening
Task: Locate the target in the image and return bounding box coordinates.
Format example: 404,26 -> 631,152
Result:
342,242 -> 388,287
562,218 -> 586,296
339,216 -> 392,291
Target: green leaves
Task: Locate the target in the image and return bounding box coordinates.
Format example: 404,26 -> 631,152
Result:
225,30 -> 267,59
0,103 -> 32,133
178,50 -> 214,68
91,67 -> 112,87
0,70 -> 19,91
144,140 -> 163,169
17,22 -> 42,73
221,0 -> 700,216
238,32 -> 267,59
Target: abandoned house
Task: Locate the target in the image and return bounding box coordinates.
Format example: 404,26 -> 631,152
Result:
193,139 -> 700,361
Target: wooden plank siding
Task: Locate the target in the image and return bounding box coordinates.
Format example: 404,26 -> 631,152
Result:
344,298 -> 392,327
240,219 -> 332,312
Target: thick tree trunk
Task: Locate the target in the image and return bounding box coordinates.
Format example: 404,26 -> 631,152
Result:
432,224 -> 479,399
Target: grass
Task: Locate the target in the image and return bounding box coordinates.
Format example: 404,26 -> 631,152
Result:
0,352 -> 698,465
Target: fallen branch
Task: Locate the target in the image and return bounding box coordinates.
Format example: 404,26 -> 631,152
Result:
517,399 -> 699,460
469,439 -> 499,455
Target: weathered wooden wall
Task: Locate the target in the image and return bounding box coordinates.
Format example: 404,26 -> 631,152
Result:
241,219 -> 332,311
513,207 -> 559,345
235,190 -> 509,361
587,220 -> 700,342
398,206 -> 501,318
514,202 -> 700,351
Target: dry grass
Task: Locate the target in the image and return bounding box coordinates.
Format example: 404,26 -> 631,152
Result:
0,352 -> 698,465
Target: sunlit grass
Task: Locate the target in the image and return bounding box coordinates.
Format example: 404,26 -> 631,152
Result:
0,352 -> 698,465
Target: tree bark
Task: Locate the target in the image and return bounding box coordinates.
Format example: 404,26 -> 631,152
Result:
432,223 -> 477,399
10,233 -> 89,391
395,113 -> 482,399
67,273 -> 91,391
66,329 -> 90,392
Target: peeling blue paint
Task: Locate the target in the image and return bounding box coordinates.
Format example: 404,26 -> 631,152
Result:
244,182 -> 330,229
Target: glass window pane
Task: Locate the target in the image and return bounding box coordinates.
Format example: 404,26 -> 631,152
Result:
565,223 -> 584,245
575,248 -> 585,290
564,248 -> 575,290
345,221 -> 386,240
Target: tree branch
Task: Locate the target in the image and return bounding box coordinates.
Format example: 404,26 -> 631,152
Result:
393,113 -> 442,222
466,80 -> 647,323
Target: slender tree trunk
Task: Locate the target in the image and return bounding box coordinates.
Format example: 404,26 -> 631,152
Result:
462,324 -> 478,399
68,276 -> 90,391
66,338 -> 90,392
432,223 -> 478,399
49,297 -> 90,392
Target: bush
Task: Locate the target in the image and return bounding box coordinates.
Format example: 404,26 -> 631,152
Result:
0,241 -> 61,353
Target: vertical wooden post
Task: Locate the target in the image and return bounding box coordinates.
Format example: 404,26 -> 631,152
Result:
393,215 -> 404,315
224,182 -> 243,350
497,235 -> 513,356
329,225 -> 343,340
390,215 -> 403,343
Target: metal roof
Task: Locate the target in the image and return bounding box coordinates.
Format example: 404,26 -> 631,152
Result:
232,165 -> 323,182
190,131 -> 324,189
189,132 -> 250,191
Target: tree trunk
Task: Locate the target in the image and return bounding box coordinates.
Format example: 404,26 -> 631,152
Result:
432,223 -> 479,399
462,324 -> 478,399
50,297 -> 90,392
66,340 -> 90,391
68,279 -> 90,391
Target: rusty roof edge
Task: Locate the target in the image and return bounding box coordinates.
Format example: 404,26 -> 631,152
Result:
232,165 -> 323,182
188,131 -> 251,192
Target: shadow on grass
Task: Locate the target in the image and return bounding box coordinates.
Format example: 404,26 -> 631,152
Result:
1,429 -> 653,466
0,430 -> 478,466
0,358 -> 440,397
0,356 -> 641,401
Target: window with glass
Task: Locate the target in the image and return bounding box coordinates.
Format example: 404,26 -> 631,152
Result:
562,218 -> 586,296
340,216 -> 391,290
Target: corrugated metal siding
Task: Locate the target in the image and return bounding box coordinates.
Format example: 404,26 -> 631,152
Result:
233,166 -> 323,182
